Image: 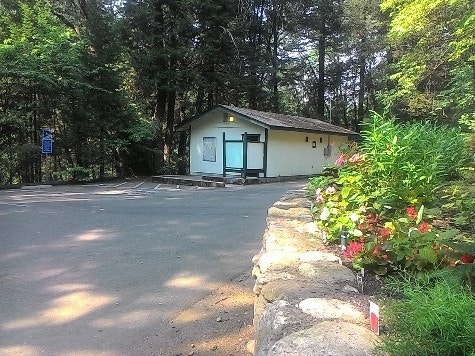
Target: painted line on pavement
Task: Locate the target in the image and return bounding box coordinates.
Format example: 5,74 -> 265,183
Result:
113,182 -> 127,188
133,181 -> 145,189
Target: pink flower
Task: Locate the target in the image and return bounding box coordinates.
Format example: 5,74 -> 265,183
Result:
335,154 -> 345,167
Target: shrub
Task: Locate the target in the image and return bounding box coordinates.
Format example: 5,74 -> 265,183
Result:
359,112 -> 470,206
53,165 -> 93,182
309,112 -> 473,274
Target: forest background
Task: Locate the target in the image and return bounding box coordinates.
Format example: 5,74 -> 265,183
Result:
0,0 -> 473,184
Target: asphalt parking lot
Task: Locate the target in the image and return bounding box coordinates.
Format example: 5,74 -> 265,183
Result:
0,179 -> 307,355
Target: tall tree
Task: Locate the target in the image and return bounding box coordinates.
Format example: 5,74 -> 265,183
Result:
381,0 -> 475,123
340,0 -> 386,126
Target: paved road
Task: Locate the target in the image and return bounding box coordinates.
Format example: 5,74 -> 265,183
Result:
0,179 -> 307,355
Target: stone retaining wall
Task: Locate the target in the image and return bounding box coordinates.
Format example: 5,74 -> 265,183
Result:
251,188 -> 377,355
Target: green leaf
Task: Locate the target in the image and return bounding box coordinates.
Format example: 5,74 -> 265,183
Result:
438,229 -> 460,241
416,204 -> 424,224
454,215 -> 469,226
341,186 -> 351,199
442,241 -> 475,254
418,246 -> 438,265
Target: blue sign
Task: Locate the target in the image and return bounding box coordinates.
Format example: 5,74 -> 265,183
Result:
42,128 -> 52,139
42,139 -> 53,154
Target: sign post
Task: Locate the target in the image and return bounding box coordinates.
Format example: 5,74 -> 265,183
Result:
41,128 -> 53,181
42,127 -> 52,140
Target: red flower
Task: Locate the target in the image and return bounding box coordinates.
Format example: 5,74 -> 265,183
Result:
378,227 -> 391,239
335,154 -> 345,167
406,206 -> 417,219
381,254 -> 388,260
460,253 -> 475,264
344,241 -> 363,258
373,245 -> 382,255
418,222 -> 431,233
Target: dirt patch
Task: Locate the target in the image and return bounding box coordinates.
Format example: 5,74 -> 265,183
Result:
155,270 -> 255,356
153,250 -> 385,356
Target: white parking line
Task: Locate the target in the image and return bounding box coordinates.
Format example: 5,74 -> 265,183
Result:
153,184 -> 161,190
133,181 -> 145,189
113,182 -> 127,188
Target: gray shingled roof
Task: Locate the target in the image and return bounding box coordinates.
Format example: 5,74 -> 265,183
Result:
177,104 -> 359,136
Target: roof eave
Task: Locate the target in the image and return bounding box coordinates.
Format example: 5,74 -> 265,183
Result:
175,104 -> 271,131
270,125 -> 359,138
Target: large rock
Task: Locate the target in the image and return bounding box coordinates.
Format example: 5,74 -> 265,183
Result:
273,198 -> 312,210
263,226 -> 323,253
280,189 -> 310,201
298,298 -> 366,324
266,320 -> 378,356
267,206 -> 314,223
254,300 -> 315,356
257,259 -> 355,285
256,252 -> 342,275
260,279 -> 329,303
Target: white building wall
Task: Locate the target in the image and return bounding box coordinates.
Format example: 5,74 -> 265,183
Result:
189,111 -> 266,175
266,130 -> 349,177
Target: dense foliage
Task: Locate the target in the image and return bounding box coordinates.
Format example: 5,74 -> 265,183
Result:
309,112 -> 474,275
0,0 -> 474,184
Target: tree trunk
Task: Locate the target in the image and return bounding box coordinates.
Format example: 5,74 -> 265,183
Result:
317,28 -> 326,117
270,0 -> 280,112
163,90 -> 176,164
357,52 -> 366,122
177,131 -> 188,175
153,90 -> 166,173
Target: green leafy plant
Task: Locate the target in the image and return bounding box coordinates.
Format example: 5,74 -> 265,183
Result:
348,205 -> 457,275
439,183 -> 475,230
53,165 -> 93,182
358,112 -> 470,206
376,277 -> 475,356
310,112 -> 473,275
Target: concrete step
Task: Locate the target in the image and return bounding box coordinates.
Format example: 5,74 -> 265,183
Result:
202,175 -> 311,185
151,175 -> 225,188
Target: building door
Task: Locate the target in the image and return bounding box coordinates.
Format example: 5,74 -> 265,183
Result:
223,132 -> 266,178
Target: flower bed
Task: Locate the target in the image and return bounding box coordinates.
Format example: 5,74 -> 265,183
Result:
309,112 -> 475,355
309,113 -> 475,277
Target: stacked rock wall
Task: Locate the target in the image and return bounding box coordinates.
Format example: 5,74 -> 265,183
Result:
251,188 -> 377,355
